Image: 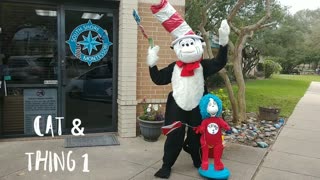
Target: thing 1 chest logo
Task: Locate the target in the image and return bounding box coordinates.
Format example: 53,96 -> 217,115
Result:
66,20 -> 113,66
207,123 -> 219,135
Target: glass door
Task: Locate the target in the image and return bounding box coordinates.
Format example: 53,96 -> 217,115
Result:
62,7 -> 115,132
0,2 -> 58,136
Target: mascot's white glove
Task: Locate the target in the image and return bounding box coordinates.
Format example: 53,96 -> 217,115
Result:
219,19 -> 230,46
147,45 -> 160,67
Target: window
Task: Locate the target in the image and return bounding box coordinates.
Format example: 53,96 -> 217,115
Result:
80,65 -> 112,80
0,3 -> 57,84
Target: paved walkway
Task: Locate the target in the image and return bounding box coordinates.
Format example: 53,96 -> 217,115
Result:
0,134 -> 267,180
0,82 -> 319,180
254,82 -> 320,180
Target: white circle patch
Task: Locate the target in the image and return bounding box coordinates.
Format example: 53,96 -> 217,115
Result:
207,123 -> 219,135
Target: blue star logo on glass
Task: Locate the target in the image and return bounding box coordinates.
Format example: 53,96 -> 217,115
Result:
78,31 -> 102,55
66,20 -> 112,66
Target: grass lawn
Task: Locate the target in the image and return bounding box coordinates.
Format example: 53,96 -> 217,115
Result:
244,74 -> 320,117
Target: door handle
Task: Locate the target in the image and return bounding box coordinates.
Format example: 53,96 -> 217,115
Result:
61,62 -> 67,86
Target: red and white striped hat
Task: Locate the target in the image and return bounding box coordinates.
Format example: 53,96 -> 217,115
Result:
150,0 -> 202,46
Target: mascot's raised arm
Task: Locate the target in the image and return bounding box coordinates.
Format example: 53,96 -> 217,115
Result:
146,0 -> 230,178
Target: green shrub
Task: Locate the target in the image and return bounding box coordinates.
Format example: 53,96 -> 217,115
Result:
206,73 -> 225,88
206,64 -> 235,88
247,74 -> 257,79
257,62 -> 264,72
210,89 -> 231,117
274,62 -> 283,74
264,60 -> 277,78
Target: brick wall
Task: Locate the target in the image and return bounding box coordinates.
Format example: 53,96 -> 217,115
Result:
117,0 -> 138,138
117,0 -> 185,137
136,1 -> 185,117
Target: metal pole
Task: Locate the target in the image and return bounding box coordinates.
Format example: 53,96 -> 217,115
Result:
3,80 -> 6,96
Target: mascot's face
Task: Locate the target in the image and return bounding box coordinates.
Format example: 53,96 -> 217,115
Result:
173,37 -> 203,63
207,98 -> 218,117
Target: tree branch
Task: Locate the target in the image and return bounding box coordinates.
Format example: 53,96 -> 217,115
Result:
229,22 -> 241,35
248,30 -> 254,39
228,0 -> 245,22
204,0 -> 217,12
198,2 -> 214,58
259,21 -> 277,29
246,0 -> 271,31
227,0 -> 245,35
198,11 -> 207,32
228,41 -> 235,54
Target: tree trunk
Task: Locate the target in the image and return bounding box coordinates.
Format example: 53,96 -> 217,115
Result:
233,36 -> 247,123
201,31 -> 239,123
200,29 -> 239,123
218,69 -> 239,123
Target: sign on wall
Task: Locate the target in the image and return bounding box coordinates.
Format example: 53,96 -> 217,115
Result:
24,89 -> 57,135
66,20 -> 113,66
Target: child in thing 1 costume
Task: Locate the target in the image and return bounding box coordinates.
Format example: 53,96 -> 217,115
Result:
194,94 -> 232,171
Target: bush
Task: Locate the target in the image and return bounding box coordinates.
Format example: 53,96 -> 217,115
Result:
206,64 -> 235,88
206,73 -> 225,88
273,62 -> 282,74
257,62 -> 264,72
264,60 -> 277,78
247,74 -> 257,79
266,56 -> 294,74
206,64 -> 234,117
210,89 -> 231,118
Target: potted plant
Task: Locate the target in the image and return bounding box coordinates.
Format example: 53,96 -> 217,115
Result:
137,98 -> 165,142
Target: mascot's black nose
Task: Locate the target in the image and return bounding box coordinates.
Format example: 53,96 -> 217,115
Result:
186,43 -> 189,47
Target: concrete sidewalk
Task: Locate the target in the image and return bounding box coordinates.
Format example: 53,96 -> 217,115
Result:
0,134 -> 267,180
1,82 -> 320,180
254,82 -> 320,180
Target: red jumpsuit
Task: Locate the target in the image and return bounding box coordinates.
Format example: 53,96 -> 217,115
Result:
195,117 -> 230,170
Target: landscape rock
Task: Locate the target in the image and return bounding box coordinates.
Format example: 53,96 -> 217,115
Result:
274,124 -> 281,129
279,118 -> 285,126
231,127 -> 239,134
251,142 -> 258,147
223,114 -> 285,148
271,132 -> 277,136
247,136 -> 255,141
257,141 -> 269,148
265,124 -> 273,128
258,134 -> 265,139
270,127 -> 276,131
247,130 -> 257,137
265,132 -> 271,137
264,128 -> 271,132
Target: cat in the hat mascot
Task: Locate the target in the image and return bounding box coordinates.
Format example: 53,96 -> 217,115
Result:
147,0 -> 230,178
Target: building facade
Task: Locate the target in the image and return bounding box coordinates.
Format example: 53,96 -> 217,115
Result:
0,0 -> 185,138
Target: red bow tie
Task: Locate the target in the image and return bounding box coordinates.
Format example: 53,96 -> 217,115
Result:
176,59 -> 202,77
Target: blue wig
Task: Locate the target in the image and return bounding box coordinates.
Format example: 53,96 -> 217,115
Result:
199,94 -> 223,119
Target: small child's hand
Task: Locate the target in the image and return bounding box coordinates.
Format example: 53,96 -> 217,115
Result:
193,126 -> 204,134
